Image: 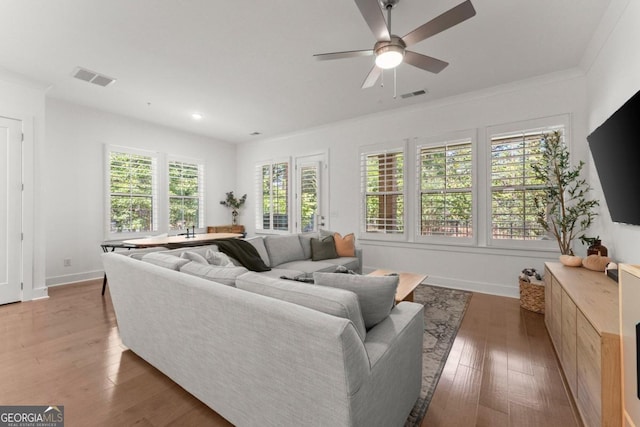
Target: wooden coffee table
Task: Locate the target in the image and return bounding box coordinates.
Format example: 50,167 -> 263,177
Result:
368,269 -> 428,303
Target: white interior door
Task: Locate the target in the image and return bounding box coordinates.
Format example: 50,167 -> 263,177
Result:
295,153 -> 328,233
0,117 -> 22,305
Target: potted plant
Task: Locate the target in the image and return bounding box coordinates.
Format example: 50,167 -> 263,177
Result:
220,191 -> 247,225
531,130 -> 599,266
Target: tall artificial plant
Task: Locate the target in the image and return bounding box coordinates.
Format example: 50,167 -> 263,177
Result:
531,131 -> 599,255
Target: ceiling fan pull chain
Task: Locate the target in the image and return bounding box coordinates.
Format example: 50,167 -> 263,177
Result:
393,68 -> 397,99
381,70 -> 384,88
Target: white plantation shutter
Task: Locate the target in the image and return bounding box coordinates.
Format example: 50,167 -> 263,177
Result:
256,160 -> 290,232
168,159 -> 204,229
418,140 -> 473,238
490,127 -> 564,240
360,147 -> 405,235
108,148 -> 158,234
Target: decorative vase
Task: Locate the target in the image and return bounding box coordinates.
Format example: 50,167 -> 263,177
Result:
231,209 -> 238,225
559,254 -> 583,267
587,240 -> 608,257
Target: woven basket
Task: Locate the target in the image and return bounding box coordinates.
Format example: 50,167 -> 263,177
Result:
519,278 -> 545,314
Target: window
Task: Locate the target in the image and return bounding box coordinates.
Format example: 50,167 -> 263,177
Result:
418,139 -> 473,238
257,161 -> 289,231
361,147 -> 405,235
108,149 -> 157,234
168,160 -> 204,230
490,125 -> 565,240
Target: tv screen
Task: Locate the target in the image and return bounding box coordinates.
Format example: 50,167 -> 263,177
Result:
587,89 -> 640,225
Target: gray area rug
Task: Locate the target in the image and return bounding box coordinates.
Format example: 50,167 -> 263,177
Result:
405,284 -> 472,427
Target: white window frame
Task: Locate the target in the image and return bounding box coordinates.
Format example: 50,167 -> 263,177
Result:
414,131 -> 477,245
359,141 -> 407,242
486,114 -> 570,250
167,156 -> 205,231
255,158 -> 291,234
104,145 -> 160,239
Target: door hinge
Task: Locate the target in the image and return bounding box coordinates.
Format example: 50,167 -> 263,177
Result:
21,183 -> 24,191
21,232 -> 23,241
21,133 -> 24,142
21,282 -> 23,290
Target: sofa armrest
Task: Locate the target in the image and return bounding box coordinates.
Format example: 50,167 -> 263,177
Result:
355,248 -> 363,274
363,301 -> 423,368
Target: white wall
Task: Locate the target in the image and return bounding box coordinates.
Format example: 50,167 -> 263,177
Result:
237,70 -> 589,297
0,72 -> 47,300
584,0 -> 640,264
44,99 -> 237,285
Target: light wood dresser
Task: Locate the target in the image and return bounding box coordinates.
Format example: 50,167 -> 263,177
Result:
544,262 -> 622,427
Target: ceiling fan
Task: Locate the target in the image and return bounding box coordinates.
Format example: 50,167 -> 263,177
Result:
314,0 -> 476,89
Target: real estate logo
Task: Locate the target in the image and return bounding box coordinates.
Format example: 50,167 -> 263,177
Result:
0,405 -> 64,427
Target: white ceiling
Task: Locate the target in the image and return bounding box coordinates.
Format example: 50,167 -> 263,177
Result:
1,0 -> 609,143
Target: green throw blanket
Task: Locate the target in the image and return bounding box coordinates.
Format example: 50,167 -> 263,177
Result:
214,238 -> 271,272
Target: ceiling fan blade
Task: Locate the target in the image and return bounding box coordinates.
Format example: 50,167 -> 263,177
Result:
404,51 -> 449,74
354,0 -> 390,41
362,65 -> 382,89
313,49 -> 374,61
402,0 -> 476,47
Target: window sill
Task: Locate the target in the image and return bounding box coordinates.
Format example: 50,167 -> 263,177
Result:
357,238 -> 559,259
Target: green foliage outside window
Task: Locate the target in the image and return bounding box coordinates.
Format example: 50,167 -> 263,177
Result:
169,161 -> 202,230
109,152 -> 155,233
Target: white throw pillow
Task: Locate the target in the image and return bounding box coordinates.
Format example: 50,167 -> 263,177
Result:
141,252 -> 190,271
205,248 -> 234,267
180,251 -> 208,264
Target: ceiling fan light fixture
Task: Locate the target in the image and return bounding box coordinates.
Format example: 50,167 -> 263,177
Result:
375,46 -> 404,69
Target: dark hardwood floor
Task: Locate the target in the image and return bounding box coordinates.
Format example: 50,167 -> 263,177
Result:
0,280 -> 580,426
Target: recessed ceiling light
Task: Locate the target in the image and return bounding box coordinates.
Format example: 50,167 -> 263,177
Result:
191,113 -> 203,120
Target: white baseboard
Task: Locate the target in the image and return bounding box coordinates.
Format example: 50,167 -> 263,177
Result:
46,270 -> 103,287
362,266 -> 519,298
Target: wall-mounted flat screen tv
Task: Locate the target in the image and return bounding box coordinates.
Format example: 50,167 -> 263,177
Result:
587,89 -> 640,225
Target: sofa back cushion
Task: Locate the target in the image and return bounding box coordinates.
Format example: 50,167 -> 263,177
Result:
236,272 -> 367,342
141,252 -> 191,270
313,272 -> 398,329
264,235 -> 305,267
180,262 -> 249,286
298,232 -> 319,259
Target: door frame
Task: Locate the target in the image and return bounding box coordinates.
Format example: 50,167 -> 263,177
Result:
0,113 -> 38,301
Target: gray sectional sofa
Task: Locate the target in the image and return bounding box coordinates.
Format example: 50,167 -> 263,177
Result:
102,232 -> 424,427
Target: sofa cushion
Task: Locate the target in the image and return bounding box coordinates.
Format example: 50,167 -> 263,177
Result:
316,257 -> 361,273
179,262 -> 248,286
334,233 -> 356,257
141,252 -> 190,270
264,235 -> 305,267
276,260 -> 338,274
236,272 -> 367,341
180,251 -> 208,264
298,232 -> 319,259
311,236 -> 338,261
313,272 -> 398,329
244,236 -> 271,267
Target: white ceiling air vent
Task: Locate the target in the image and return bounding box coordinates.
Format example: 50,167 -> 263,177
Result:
72,67 -> 116,87
400,89 -> 427,99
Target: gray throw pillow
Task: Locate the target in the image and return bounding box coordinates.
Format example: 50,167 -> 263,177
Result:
298,232 -> 319,259
141,252 -> 190,271
264,235 -> 305,267
179,262 -> 248,286
313,272 -> 398,329
311,235 -> 338,261
236,273 -> 367,341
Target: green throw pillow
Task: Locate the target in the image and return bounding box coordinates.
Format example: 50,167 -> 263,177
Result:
311,235 -> 338,261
